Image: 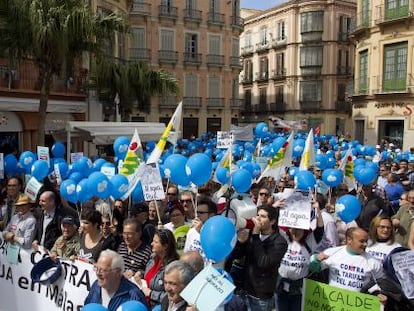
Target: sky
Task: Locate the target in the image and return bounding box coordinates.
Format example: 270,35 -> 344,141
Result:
240,0 -> 284,10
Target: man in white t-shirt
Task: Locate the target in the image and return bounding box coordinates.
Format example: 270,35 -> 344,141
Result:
310,227 -> 387,303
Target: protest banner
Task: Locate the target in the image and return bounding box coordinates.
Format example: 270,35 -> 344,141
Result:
302,279 -> 381,311
0,233 -> 95,311
278,190 -> 311,229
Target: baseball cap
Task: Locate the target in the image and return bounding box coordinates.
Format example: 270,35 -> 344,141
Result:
61,215 -> 79,227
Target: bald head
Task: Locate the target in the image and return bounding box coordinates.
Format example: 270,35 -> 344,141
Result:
180,251 -> 204,274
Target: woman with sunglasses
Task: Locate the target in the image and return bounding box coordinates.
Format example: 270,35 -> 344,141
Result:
136,229 -> 179,307
366,215 -> 401,262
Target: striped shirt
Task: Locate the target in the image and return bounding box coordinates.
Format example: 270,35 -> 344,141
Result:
118,241 -> 152,273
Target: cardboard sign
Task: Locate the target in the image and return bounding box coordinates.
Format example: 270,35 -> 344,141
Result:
70,152 -> 83,164
24,177 -> 43,201
302,279 -> 381,311
216,131 -> 234,149
180,265 -> 235,311
278,190 -> 311,229
37,146 -> 50,167
141,163 -> 165,201
391,249 -> 414,299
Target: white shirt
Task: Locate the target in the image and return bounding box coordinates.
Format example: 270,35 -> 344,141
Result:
366,241 -> 401,262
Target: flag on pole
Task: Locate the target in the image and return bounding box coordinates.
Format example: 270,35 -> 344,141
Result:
299,129 -> 315,170
257,132 -> 293,182
314,124 -> 321,136
147,102 -> 182,164
338,148 -> 356,191
119,129 -> 145,200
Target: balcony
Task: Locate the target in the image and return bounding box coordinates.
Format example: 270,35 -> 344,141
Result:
230,98 -> 242,108
206,54 -> 224,67
159,96 -> 177,108
375,4 -> 410,25
158,5 -> 178,20
256,42 -> 270,53
353,78 -> 370,95
241,74 -> 253,85
335,100 -> 351,113
337,66 -> 352,75
207,12 -> 225,26
372,75 -> 412,94
229,56 -> 242,69
159,50 -> 178,64
183,53 -> 202,66
338,32 -> 350,42
299,101 -> 321,112
0,59 -> 87,96
241,45 -> 254,56
269,102 -> 286,113
130,1 -> 151,15
255,71 -> 269,82
206,98 -> 224,108
300,65 -> 322,76
230,16 -> 244,30
350,11 -> 371,36
130,48 -> 150,61
183,97 -> 201,108
183,9 -> 202,23
272,69 -> 286,80
301,31 -> 323,43
272,37 -> 287,49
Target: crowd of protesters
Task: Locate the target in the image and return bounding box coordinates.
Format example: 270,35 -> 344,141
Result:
1,139 -> 414,311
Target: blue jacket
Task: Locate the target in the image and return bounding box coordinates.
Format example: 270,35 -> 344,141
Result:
84,276 -> 149,311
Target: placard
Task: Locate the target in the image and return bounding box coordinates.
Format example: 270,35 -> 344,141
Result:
278,190 -> 311,229
24,177 -> 43,201
216,131 -> 234,149
37,146 -> 50,167
180,264 -> 235,311
141,163 -> 165,201
391,249 -> 414,299
70,152 -> 83,164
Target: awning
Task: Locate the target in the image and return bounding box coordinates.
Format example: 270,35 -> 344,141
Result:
52,121 -> 166,146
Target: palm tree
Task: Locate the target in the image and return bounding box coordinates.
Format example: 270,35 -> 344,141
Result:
0,0 -> 126,146
95,59 -> 179,118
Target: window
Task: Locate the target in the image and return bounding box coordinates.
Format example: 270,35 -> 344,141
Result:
160,29 -> 174,50
277,21 -> 286,40
244,59 -> 253,81
337,49 -> 350,74
385,0 -> 408,20
300,46 -> 323,67
354,120 -> 365,144
337,84 -> 346,101
244,89 -> 252,109
339,16 -> 352,41
361,0 -> 370,27
244,31 -> 252,48
132,28 -> 146,48
300,80 -> 322,102
259,88 -> 267,106
259,57 -> 268,79
231,79 -> 239,100
208,75 -> 221,98
383,42 -> 407,91
185,33 -> 199,60
207,118 -> 222,133
359,50 -> 368,93
301,11 -> 324,33
210,0 -> 219,12
231,38 -> 239,57
275,85 -> 284,104
260,26 -> 268,45
184,74 -> 198,97
186,0 -> 196,10
208,34 -> 221,55
275,53 -> 285,75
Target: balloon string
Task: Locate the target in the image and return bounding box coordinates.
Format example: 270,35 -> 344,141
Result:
154,199 -> 163,229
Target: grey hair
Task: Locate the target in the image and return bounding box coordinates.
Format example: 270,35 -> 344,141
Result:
99,249 -> 125,273
165,260 -> 195,287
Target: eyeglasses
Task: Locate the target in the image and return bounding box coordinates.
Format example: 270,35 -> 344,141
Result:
180,199 -> 192,203
93,266 -> 117,274
378,225 -> 392,230
259,193 -> 269,196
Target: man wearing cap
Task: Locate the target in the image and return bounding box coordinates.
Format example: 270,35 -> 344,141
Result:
3,194 -> 36,249
50,215 -> 80,260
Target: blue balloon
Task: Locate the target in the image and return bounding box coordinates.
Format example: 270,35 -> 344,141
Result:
252,163 -> 262,179
113,136 -> 130,159
231,169 -> 252,193
92,158 -> 106,171
131,181 -> 144,203
69,171 -> 83,183
216,167 -> 230,184
186,153 -> 212,186
255,122 -> 269,138
152,305 -> 161,311
117,301 -> 147,311
322,169 -> 343,187
60,179 -> 77,203
52,142 -> 66,158
81,303 -> 108,311
326,156 -> 336,168
4,154 -> 18,175
315,154 -> 328,170
110,174 -> 129,199
87,172 -> 110,199
72,157 -> 92,176
288,166 -> 299,177
295,170 -> 317,190
335,194 -> 362,223
31,160 -> 49,181
54,159 -> 69,179
19,151 -> 36,173
76,179 -> 91,203
293,139 -> 305,157
200,216 -> 236,262
164,154 -> 189,186
354,166 -> 377,186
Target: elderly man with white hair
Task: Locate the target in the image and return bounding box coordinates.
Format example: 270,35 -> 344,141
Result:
84,249 -> 149,311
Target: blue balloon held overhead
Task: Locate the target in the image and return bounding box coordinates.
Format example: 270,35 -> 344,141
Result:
164,154 -> 189,186
87,172 -> 110,199
200,216 -> 236,262
113,136 -> 130,159
19,151 -> 36,173
322,168 -> 343,187
185,153 -> 212,186
354,166 -> 377,186
231,169 -> 252,193
295,170 -> 317,190
117,301 -> 148,311
110,174 -> 129,199
255,122 -> 269,138
4,153 -> 18,175
216,167 -> 230,184
76,179 -> 91,203
31,160 -> 49,181
60,179 -> 77,203
52,142 -> 66,158
335,194 -> 361,223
